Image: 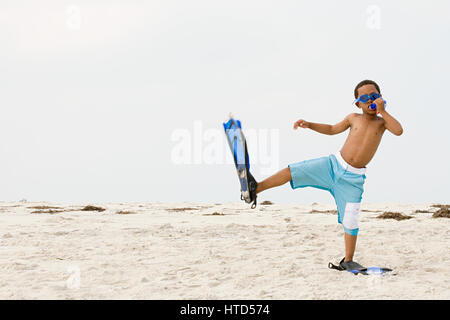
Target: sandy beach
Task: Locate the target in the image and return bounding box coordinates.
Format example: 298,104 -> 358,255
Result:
0,201 -> 448,300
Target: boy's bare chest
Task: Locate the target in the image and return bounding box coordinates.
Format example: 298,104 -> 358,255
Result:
349,117 -> 385,139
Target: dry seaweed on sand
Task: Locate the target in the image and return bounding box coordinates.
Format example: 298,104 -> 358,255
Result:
28,205 -> 62,210
260,201 -> 274,205
31,209 -> 64,214
80,205 -> 106,212
377,211 -> 413,221
432,207 -> 450,218
202,212 -> 225,216
430,204 -> 450,209
166,207 -> 200,212
310,209 -> 337,214
116,210 -> 137,215
414,209 -> 431,213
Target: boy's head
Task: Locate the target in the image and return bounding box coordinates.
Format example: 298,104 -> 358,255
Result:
354,79 -> 381,114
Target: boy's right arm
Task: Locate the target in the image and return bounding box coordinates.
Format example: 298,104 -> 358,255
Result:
294,114 -> 353,135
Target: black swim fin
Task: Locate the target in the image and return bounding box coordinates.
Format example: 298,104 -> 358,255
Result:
328,257 -> 393,275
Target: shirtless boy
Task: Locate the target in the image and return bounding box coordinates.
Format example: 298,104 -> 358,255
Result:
248,79 -> 403,270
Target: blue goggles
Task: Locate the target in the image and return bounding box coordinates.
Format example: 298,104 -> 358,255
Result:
353,93 -> 381,104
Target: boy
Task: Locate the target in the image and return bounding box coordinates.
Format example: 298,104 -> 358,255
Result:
248,80 -> 403,269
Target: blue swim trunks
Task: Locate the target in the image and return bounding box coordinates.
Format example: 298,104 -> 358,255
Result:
289,152 -> 367,236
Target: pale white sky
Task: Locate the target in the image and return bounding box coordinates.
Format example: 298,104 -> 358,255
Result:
0,0 -> 449,204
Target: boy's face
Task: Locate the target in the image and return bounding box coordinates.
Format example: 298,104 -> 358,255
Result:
355,84 -> 380,115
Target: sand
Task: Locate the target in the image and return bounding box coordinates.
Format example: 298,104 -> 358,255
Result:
0,201 -> 449,300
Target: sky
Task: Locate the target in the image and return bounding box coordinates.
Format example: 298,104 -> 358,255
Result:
0,0 -> 449,205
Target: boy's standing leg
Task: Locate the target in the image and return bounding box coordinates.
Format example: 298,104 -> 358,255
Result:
345,234 -> 357,262
253,157 -> 360,263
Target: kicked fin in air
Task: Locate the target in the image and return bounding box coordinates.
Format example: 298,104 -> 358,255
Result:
223,115 -> 258,208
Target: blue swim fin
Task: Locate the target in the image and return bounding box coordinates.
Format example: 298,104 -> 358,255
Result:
223,115 -> 258,208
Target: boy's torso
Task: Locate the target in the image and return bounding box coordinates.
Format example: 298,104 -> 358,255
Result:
340,113 -> 386,168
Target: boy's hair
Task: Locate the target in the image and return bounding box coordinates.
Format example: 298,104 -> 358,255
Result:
354,80 -> 381,98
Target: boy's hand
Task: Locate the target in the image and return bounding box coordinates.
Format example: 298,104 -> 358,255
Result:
293,119 -> 310,129
373,97 -> 385,113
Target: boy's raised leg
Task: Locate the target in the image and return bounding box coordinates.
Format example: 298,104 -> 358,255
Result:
256,167 -> 292,194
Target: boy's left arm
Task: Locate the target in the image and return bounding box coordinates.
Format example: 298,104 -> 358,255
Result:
375,98 -> 403,136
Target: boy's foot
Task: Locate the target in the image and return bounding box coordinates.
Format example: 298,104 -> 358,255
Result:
339,259 -> 366,272
339,258 -> 370,274
247,171 -> 258,209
